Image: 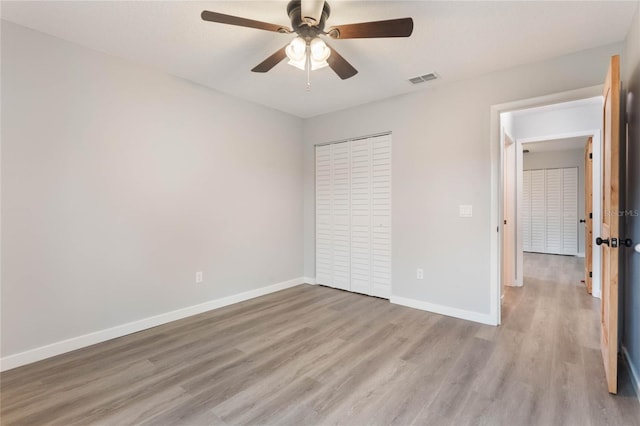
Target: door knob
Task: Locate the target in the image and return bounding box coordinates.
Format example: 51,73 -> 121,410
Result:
579,219 -> 586,223
596,237 -> 619,248
621,238 -> 633,248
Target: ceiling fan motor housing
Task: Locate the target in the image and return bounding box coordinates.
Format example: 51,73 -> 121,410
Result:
287,0 -> 331,39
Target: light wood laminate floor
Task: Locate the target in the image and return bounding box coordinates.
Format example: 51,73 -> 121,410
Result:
2,253 -> 639,425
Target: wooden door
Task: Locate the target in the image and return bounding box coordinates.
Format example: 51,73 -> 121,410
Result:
584,137 -> 593,293
599,55 -> 621,394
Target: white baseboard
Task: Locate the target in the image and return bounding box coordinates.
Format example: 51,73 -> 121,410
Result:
0,277 -> 305,372
390,295 -> 497,326
622,345 -> 640,404
303,276 -> 317,285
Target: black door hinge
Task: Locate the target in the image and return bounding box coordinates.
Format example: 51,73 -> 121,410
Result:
589,212 -> 593,219
589,271 -> 593,278
589,153 -> 593,159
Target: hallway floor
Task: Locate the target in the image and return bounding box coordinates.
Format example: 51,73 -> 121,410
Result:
498,252 -> 640,425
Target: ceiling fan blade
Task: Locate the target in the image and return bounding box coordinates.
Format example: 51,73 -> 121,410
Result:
326,45 -> 358,80
301,0 -> 325,25
201,10 -> 291,33
251,46 -> 288,73
327,18 -> 413,39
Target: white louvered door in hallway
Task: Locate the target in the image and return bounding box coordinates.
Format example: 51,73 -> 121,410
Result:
561,168 -> 578,254
315,134 -> 392,299
530,169 -> 546,252
521,167 -> 578,255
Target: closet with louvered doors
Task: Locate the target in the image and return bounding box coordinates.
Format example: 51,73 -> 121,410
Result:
315,134 -> 392,299
521,167 -> 578,255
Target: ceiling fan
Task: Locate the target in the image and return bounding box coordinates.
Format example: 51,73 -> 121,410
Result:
201,0 -> 414,81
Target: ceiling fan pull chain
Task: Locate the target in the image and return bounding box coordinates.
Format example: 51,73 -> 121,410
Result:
306,43 -> 312,91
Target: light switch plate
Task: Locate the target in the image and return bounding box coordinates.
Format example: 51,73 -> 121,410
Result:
459,205 -> 473,218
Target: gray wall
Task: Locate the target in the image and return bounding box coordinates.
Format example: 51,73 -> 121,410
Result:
523,149 -> 586,255
303,42 -> 623,317
1,22 -> 304,357
622,1 -> 640,395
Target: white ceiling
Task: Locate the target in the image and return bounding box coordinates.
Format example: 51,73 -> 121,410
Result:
523,136 -> 589,153
1,1 -> 637,118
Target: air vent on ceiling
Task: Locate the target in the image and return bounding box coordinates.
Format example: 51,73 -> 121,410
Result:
408,73 -> 438,85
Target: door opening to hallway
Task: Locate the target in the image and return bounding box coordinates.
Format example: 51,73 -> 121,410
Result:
497,54 -> 624,397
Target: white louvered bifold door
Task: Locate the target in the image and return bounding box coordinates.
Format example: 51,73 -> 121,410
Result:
371,135 -> 392,299
562,168 -> 578,254
523,167 -> 579,256
315,142 -> 350,291
315,145 -> 332,286
350,139 -> 372,295
530,170 -> 546,252
316,135 -> 392,299
522,170 -> 532,251
331,143 -> 351,291
545,168 -> 563,252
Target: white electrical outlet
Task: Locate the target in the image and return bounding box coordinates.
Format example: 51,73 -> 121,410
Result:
417,268 -> 424,280
195,271 -> 203,284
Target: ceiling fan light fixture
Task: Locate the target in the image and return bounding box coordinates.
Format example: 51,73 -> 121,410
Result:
310,37 -> 330,62
286,36 -> 330,71
286,37 -> 306,60
285,36 -> 307,70
309,37 -> 330,70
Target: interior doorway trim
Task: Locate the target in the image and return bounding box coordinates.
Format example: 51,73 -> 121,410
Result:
490,85 -> 603,326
